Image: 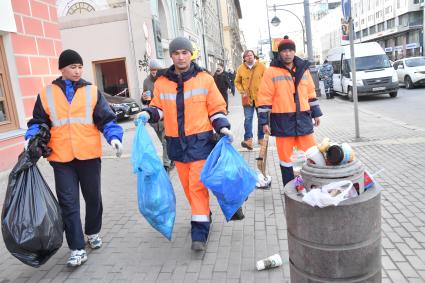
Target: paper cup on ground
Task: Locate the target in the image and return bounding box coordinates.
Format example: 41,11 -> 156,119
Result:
306,146 -> 326,166
256,254 -> 283,270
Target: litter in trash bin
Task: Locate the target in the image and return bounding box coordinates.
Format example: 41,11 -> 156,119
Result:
256,254 -> 283,271
302,180 -> 357,207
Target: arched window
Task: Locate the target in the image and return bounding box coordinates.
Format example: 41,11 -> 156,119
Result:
66,2 -> 95,15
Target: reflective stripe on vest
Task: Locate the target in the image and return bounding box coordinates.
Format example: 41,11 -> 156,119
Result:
46,85 -> 94,127
160,88 -> 208,101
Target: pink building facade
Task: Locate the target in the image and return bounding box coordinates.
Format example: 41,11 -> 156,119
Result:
0,0 -> 62,171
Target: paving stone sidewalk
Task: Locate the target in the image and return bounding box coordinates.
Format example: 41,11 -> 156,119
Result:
0,94 -> 425,282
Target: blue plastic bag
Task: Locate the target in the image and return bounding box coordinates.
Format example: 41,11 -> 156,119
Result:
131,120 -> 176,240
200,136 -> 257,221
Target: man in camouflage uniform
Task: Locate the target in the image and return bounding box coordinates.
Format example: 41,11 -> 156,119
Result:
319,60 -> 334,99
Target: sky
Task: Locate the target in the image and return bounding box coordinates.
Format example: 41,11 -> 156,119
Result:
239,0 -> 308,50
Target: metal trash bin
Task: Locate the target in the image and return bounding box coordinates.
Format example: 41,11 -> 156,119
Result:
284,180 -> 381,282
309,66 -> 321,97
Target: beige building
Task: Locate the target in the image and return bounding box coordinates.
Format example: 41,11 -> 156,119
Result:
57,0 -> 154,100
220,0 -> 243,70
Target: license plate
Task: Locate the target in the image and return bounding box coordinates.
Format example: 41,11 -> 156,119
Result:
372,87 -> 386,91
131,107 -> 140,112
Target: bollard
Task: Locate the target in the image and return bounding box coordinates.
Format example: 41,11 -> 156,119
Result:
284,180 -> 381,282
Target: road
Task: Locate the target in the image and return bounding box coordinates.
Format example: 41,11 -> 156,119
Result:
333,86 -> 425,130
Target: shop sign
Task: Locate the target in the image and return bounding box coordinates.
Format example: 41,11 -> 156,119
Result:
384,47 -> 393,52
394,46 -> 403,52
406,43 -> 418,50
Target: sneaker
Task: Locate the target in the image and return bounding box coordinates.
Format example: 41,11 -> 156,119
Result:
67,249 -> 87,267
87,234 -> 102,249
191,241 -> 207,251
241,138 -> 253,150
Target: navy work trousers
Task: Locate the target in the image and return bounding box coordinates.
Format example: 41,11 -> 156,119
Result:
50,158 -> 103,250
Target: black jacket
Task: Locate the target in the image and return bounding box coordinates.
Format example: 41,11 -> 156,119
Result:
213,72 -> 231,95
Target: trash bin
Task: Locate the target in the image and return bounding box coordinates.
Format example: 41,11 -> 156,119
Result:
284,181 -> 381,282
309,66 -> 321,97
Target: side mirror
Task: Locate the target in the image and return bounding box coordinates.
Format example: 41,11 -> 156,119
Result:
343,72 -> 350,78
398,65 -> 404,69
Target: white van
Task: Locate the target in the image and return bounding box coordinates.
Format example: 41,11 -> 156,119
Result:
326,42 -> 398,101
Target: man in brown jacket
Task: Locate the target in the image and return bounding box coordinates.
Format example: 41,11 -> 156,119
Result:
235,50 -> 266,150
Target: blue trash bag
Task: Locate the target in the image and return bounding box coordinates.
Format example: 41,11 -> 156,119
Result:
131,120 -> 176,240
200,136 -> 257,221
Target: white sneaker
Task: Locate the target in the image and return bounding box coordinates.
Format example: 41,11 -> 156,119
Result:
87,234 -> 102,249
67,249 -> 87,267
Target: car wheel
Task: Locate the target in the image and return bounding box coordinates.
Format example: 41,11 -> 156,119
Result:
405,76 -> 414,89
347,87 -> 354,102
389,92 -> 398,98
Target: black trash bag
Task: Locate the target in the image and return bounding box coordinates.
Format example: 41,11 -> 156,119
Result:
1,125 -> 63,267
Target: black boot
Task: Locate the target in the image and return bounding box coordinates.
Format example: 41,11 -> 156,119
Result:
230,207 -> 245,221
280,165 -> 294,186
191,221 -> 210,251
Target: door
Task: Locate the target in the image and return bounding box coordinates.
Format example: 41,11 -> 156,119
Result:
332,58 -> 343,93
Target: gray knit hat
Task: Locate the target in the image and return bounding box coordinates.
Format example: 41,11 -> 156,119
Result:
169,37 -> 193,56
148,59 -> 163,70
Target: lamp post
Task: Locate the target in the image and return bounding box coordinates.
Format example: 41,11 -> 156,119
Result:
268,5 -> 306,55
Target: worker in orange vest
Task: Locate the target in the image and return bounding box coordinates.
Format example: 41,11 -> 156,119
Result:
137,37 -> 241,251
25,49 -> 123,267
257,36 -> 323,186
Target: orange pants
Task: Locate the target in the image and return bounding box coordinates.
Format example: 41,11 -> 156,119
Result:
175,160 -> 210,222
276,134 -> 316,167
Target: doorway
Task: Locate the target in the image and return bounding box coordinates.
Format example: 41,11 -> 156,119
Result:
93,58 -> 129,97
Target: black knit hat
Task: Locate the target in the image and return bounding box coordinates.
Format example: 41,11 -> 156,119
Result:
278,35 -> 296,52
58,49 -> 83,69
169,37 -> 193,56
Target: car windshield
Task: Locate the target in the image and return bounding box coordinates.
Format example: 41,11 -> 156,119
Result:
405,58 -> 425,67
347,55 -> 392,71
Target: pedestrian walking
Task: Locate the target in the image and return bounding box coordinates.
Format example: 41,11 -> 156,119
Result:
24,49 -> 124,267
235,50 -> 266,150
319,59 -> 334,99
257,36 -> 323,186
141,59 -> 174,172
213,64 -> 232,111
136,37 -> 243,252
227,69 -> 236,96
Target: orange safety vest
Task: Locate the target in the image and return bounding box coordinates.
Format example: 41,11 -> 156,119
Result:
39,84 -> 102,162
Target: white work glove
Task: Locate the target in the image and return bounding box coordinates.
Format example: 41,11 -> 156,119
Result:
220,127 -> 234,143
111,139 -> 123,157
134,111 -> 150,126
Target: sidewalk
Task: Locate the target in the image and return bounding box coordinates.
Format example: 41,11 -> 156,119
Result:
1,93 -> 425,282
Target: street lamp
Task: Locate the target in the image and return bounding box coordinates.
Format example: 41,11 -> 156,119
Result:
268,4 -> 306,55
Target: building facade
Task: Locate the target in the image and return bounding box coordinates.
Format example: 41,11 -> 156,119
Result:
57,0 -> 153,100
220,0 -> 243,71
316,0 -> 424,61
0,0 -> 62,171
352,0 -> 423,60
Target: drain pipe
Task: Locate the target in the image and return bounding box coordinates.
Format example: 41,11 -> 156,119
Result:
125,0 -> 140,98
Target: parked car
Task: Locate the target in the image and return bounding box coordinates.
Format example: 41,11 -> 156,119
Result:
393,57 -> 425,89
102,92 -> 141,120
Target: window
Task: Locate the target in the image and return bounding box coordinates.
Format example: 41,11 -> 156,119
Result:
362,28 -> 369,36
66,2 -> 95,15
387,18 -> 395,28
378,22 -> 384,31
0,37 -> 18,132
